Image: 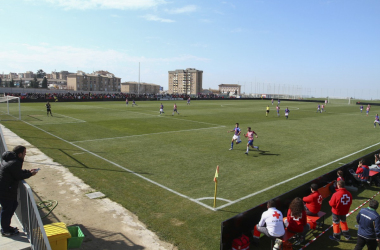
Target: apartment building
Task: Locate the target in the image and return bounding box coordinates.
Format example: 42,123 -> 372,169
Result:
67,71 -> 121,91
219,84 -> 241,95
121,81 -> 160,94
51,70 -> 72,80
168,68 -> 203,95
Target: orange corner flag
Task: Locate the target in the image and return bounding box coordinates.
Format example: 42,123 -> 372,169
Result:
213,165 -> 219,182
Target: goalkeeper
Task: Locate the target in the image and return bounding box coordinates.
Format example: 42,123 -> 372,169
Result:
46,101 -> 53,117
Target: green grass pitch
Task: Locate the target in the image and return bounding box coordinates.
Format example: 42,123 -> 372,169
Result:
1,99 -> 380,249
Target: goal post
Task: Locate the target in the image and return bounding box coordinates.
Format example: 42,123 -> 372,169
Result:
0,96 -> 21,120
327,97 -> 351,105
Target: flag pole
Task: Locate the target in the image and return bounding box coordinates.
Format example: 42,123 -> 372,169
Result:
213,165 -> 219,208
213,179 -> 218,208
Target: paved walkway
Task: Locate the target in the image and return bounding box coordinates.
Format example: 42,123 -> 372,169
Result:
0,210 -> 31,250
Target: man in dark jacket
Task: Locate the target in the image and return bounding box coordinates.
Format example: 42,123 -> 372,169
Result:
0,145 -> 37,236
354,199 -> 380,250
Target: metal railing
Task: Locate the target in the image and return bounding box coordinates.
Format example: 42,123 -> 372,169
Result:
0,125 -> 51,250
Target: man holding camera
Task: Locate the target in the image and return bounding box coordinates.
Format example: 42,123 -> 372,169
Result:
0,145 -> 38,236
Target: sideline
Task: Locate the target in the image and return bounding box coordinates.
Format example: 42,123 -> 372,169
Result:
215,141 -> 380,210
5,116 -> 380,211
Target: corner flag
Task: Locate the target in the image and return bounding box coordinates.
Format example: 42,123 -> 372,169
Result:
214,165 -> 219,182
213,165 -> 219,208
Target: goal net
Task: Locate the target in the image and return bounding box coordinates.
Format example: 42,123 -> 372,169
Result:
327,97 -> 351,105
0,96 -> 21,120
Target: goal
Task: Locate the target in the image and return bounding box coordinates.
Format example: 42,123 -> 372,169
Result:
327,97 -> 351,105
0,96 -> 21,120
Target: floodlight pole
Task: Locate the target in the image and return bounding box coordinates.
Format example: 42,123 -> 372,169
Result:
138,62 -> 140,96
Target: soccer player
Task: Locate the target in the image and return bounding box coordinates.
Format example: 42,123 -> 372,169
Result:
285,107 -> 290,119
277,99 -> 280,105
228,123 -> 242,150
46,101 -> 53,116
132,100 -> 137,107
366,106 -> 370,116
360,105 -> 363,113
160,103 -> 164,114
317,104 -> 321,113
271,99 -> 274,105
244,127 -> 258,155
276,105 -> 280,117
321,104 -> 325,112
187,97 -> 190,105
125,98 -> 128,106
266,106 -> 270,117
374,114 -> 379,128
172,103 -> 179,115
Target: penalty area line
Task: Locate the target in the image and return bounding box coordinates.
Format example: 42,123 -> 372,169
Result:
19,120 -> 217,211
72,126 -> 226,143
215,142 -> 380,210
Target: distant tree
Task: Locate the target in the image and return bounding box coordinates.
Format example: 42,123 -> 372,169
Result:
42,77 -> 48,88
36,69 -> 46,78
10,79 -> 15,88
31,76 -> 39,88
19,79 -> 23,88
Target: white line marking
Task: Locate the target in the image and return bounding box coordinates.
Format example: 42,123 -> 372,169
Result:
215,142 -> 380,210
39,110 -> 86,122
73,152 -> 86,155
195,197 -> 232,202
72,126 -> 225,143
17,119 -> 217,211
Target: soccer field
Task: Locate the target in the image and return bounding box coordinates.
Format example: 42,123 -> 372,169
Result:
2,99 -> 380,249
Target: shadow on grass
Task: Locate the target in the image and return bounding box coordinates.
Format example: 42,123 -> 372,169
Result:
258,150 -> 280,156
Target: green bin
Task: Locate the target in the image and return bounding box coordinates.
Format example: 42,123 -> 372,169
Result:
67,226 -> 84,249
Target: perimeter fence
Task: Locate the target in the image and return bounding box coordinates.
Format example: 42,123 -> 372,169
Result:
0,125 -> 51,250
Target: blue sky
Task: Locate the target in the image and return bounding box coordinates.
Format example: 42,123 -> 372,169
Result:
0,0 -> 379,98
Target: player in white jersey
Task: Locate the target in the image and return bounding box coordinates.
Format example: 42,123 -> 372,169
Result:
244,127 -> 259,155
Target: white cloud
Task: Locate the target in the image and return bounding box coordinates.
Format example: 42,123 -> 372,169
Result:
38,0 -> 167,10
166,5 -> 197,14
141,14 -> 175,23
0,44 -> 208,73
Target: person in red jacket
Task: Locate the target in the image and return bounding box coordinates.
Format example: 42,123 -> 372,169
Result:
329,180 -> 353,242
356,159 -> 370,183
303,184 -> 322,216
284,197 -> 315,244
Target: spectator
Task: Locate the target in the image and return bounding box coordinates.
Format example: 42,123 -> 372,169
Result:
329,180 -> 353,242
284,197 -> 315,244
0,145 -> 38,236
330,170 -> 345,193
356,159 -> 370,185
303,184 -> 322,216
252,200 -> 284,249
354,199 -> 380,250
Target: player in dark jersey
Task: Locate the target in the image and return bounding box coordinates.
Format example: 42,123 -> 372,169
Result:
46,101 -> 53,116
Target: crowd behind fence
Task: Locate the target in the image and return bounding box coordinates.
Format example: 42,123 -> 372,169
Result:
0,126 -> 51,250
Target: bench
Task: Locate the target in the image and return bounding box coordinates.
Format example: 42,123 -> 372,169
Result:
259,183 -> 332,249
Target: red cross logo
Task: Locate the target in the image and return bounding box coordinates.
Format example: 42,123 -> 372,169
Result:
273,211 -> 280,219
317,195 -> 323,205
341,194 -> 351,205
